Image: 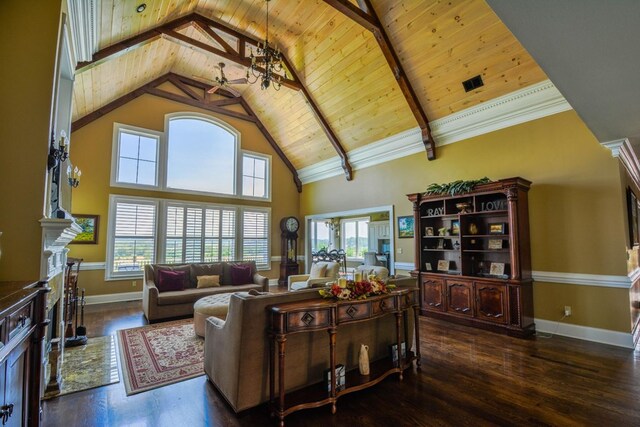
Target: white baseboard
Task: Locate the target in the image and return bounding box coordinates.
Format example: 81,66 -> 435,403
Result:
534,318 -> 635,349
85,291 -> 142,305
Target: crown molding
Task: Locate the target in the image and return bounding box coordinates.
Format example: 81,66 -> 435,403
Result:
298,80 -> 572,184
601,138 -> 640,188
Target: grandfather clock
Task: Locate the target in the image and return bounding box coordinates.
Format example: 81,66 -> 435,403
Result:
279,216 -> 299,286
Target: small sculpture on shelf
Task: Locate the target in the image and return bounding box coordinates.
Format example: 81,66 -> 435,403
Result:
438,227 -> 447,236
456,202 -> 472,213
358,344 -> 370,375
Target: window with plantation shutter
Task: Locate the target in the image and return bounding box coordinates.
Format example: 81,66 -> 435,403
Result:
242,209 -> 269,269
163,204 -> 237,264
107,196 -> 270,278
108,198 -> 157,277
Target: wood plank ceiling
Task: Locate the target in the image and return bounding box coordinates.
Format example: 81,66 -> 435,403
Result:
72,0 -> 548,171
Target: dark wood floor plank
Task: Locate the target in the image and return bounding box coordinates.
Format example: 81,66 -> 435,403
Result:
43,300 -> 640,426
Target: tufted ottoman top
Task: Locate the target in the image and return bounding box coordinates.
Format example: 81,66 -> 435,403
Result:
194,293 -> 232,315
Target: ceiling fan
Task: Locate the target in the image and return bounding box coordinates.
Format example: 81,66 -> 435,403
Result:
202,62 -> 247,97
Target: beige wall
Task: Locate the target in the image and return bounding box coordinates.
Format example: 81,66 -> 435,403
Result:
0,0 -> 62,280
301,111 -> 632,332
69,94 -> 300,295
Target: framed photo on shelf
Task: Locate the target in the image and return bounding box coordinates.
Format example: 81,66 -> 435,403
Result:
489,262 -> 505,276
451,220 -> 460,236
425,226 -> 434,236
488,239 -> 503,250
437,260 -> 450,271
488,222 -> 507,235
71,214 -> 99,244
398,216 -> 415,238
425,262 -> 432,271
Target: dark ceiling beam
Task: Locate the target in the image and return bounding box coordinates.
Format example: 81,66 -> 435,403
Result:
324,0 -> 437,160
71,72 -> 301,192
75,12 -> 354,180
76,15 -> 194,72
238,98 -> 302,192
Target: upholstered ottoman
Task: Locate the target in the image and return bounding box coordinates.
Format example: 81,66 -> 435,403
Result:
194,294 -> 232,337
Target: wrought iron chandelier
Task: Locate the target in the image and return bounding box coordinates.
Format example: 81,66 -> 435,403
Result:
246,0 -> 284,90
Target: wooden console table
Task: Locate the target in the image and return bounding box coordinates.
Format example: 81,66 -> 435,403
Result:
268,288 -> 420,426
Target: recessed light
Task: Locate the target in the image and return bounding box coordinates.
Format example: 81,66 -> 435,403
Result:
462,75 -> 484,92
136,3 -> 146,13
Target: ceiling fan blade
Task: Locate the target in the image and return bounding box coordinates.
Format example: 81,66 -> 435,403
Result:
226,86 -> 242,97
207,85 -> 221,94
227,78 -> 248,85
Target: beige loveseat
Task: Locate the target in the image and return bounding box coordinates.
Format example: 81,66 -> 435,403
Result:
142,261 -> 268,322
287,261 -> 341,290
204,287 -> 416,413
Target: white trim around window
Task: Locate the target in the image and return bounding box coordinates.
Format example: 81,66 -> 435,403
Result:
105,194 -> 271,280
110,116 -> 271,201
341,216 -> 370,261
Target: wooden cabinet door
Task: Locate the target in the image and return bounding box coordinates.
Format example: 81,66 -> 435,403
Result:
475,282 -> 507,324
421,276 -> 444,311
446,279 -> 473,316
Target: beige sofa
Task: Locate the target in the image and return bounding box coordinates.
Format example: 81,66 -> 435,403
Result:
142,261 -> 268,322
204,286 -> 416,413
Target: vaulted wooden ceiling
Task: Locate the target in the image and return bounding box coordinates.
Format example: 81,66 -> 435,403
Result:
72,0 -> 548,177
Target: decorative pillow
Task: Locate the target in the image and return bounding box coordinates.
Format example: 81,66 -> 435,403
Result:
156,269 -> 187,292
309,263 -> 328,279
230,264 -> 253,285
191,263 -> 223,286
196,275 -> 220,288
155,265 -> 191,286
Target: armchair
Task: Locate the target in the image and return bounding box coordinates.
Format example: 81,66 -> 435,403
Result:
288,261 -> 340,291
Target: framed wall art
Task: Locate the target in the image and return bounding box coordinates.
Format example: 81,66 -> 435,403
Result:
397,216 -> 414,238
72,214 -> 99,244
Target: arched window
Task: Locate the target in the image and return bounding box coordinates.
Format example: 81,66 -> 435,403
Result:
112,114 -> 270,199
166,116 -> 237,194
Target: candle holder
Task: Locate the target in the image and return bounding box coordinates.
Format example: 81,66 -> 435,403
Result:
48,130 -> 69,170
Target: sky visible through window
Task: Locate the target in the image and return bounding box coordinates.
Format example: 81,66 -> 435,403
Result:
167,118 -> 235,194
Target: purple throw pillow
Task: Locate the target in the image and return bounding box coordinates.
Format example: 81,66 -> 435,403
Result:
156,269 -> 187,292
229,264 -> 252,285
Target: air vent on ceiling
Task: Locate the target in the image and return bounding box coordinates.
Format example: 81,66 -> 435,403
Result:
462,75 -> 484,92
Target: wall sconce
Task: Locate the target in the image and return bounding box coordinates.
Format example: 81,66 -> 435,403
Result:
67,164 -> 81,188
48,130 -> 69,170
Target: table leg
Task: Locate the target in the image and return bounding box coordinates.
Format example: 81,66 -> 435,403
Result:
413,303 -> 421,368
269,332 -> 275,417
395,311 -> 403,380
277,334 -> 287,426
329,327 -> 337,414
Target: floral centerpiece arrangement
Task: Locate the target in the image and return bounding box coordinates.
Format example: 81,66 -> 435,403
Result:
319,276 -> 395,300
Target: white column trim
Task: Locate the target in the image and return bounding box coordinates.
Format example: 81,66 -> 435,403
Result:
66,0 -> 99,63
298,80 -> 572,184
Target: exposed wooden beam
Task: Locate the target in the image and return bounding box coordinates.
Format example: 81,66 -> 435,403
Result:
167,74 -> 203,100
324,0 -> 437,160
75,12 -> 354,180
76,15 -> 194,72
193,20 -> 235,54
71,73 -> 301,192
239,98 -> 302,192
71,74 -> 171,131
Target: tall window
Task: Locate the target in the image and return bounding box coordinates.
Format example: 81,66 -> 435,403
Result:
242,209 -> 269,266
167,117 -> 236,194
242,153 -> 269,198
341,218 -> 369,259
108,198 -> 158,277
164,204 -> 237,264
310,220 -> 331,252
115,128 -> 159,186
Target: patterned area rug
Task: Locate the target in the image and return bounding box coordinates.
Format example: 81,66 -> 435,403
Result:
117,319 -> 204,395
43,335 -> 120,399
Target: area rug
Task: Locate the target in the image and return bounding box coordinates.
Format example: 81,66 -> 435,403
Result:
117,319 -> 204,395
43,335 -> 120,399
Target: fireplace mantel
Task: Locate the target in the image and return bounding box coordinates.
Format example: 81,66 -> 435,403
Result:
40,217 -> 82,280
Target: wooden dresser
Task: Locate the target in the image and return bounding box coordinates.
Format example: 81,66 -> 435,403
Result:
0,281 -> 49,427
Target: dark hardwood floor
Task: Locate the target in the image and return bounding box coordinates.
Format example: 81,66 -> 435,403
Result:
43,297 -> 640,427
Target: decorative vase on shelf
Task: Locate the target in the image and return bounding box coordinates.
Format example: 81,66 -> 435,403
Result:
358,344 -> 370,375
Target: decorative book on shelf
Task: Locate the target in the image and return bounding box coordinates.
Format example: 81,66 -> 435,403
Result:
407,177 -> 534,338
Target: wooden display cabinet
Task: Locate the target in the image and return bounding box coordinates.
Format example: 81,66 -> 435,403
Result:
407,177 -> 534,337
